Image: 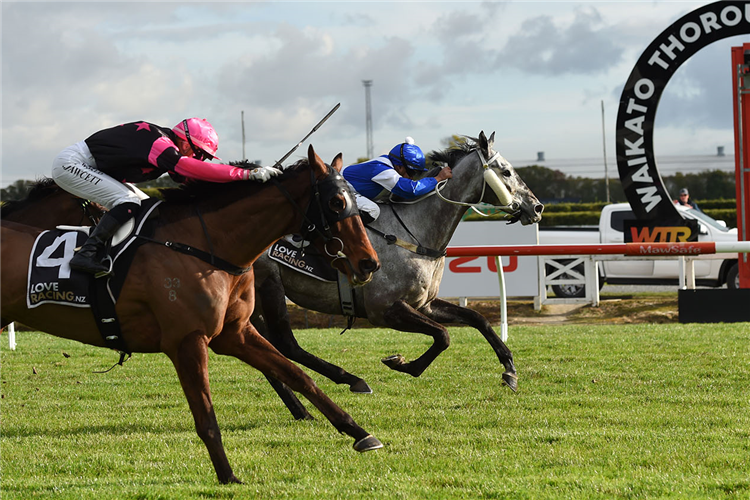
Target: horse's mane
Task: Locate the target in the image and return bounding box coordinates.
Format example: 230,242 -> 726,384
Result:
427,137 -> 482,167
158,159 -> 310,209
0,177 -> 62,218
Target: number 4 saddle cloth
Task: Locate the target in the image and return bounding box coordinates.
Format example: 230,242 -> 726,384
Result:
27,229 -> 91,308
26,199 -> 161,309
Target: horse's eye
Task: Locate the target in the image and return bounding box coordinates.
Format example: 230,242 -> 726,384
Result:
330,196 -> 345,212
502,169 -> 512,177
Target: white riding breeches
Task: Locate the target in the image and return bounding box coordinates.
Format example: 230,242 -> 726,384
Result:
346,181 -> 381,221
51,141 -> 149,210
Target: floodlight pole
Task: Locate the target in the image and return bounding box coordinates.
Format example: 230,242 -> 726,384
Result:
601,100 -> 610,203
363,80 -> 374,159
241,110 -> 246,161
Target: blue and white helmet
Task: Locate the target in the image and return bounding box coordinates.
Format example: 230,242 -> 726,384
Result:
388,137 -> 426,172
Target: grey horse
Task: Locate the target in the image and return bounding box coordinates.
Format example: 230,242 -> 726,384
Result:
253,132 -> 543,419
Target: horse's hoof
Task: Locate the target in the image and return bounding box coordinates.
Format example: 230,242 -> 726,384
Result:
381,354 -> 406,370
350,379 -> 373,394
353,434 -> 383,452
221,474 -> 243,484
502,371 -> 518,393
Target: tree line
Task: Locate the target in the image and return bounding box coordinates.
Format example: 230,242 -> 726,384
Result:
512,166 -> 736,204
1,162 -> 736,205
0,175 -> 182,202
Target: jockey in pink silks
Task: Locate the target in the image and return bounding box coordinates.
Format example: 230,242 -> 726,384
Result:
52,118 -> 281,275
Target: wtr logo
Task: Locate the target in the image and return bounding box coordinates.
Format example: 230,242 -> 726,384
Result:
629,226 -> 693,242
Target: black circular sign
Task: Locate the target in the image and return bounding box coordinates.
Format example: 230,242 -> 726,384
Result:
616,1 -> 750,222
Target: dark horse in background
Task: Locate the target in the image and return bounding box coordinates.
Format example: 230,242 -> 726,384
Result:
1,146 -> 382,484
1,177 -> 105,227
252,132 -> 544,420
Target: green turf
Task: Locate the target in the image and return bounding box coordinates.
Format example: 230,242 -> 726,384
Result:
2,323 -> 749,499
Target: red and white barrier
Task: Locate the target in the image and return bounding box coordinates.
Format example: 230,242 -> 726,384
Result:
445,242 -> 750,342
446,241 -> 750,258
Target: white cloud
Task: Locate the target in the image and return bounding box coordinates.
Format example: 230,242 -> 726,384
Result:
1,1 -> 741,186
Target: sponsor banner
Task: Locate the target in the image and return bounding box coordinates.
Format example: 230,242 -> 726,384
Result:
439,220 -> 538,298
624,219 -> 699,243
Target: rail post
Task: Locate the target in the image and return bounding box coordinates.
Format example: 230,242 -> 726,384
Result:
494,257 -> 508,342
8,323 -> 16,351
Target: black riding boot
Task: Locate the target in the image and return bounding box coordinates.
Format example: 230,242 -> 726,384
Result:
69,212 -> 124,275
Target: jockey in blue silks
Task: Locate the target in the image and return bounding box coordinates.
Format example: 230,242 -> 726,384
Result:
342,137 -> 452,223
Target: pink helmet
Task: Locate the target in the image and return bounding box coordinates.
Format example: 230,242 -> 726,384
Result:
172,118 -> 220,160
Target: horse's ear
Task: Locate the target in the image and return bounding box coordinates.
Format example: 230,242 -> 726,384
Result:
488,132 -> 495,149
308,144 -> 326,178
331,153 -> 343,173
478,131 -> 488,151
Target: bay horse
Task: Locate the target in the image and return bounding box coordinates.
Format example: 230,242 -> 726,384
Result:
252,132 -> 543,419
0,145 -> 382,484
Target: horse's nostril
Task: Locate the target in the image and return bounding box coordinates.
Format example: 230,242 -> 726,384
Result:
534,203 -> 545,214
360,258 -> 379,274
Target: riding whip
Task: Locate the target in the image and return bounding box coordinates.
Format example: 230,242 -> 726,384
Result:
271,103 -> 341,169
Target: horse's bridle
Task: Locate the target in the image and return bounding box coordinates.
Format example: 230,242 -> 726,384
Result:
272,165 -> 362,273
432,149 -> 521,219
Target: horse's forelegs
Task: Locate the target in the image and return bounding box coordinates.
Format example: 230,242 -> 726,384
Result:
263,374 -> 314,421
210,325 -> 382,452
252,303 -> 314,420
421,298 -> 517,392
257,276 -> 371,393
380,300 -> 450,378
169,331 -> 241,485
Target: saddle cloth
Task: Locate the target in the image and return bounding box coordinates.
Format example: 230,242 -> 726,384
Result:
267,238 -> 338,282
267,238 -> 358,318
26,199 -> 162,309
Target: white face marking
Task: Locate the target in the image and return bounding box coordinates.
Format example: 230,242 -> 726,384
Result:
342,190 -> 353,210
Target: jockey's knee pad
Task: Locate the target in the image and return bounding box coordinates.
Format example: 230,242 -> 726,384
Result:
359,203 -> 380,222
361,212 -> 376,225
108,202 -> 141,224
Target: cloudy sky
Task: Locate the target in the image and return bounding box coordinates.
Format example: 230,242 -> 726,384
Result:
2,1 -> 747,186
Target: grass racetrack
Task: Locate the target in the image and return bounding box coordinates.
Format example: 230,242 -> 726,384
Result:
2,322 -> 750,499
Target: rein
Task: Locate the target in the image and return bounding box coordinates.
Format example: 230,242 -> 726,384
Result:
79,199 -> 102,226
270,170 -> 332,245
366,225 -> 445,259
366,204 -> 445,259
